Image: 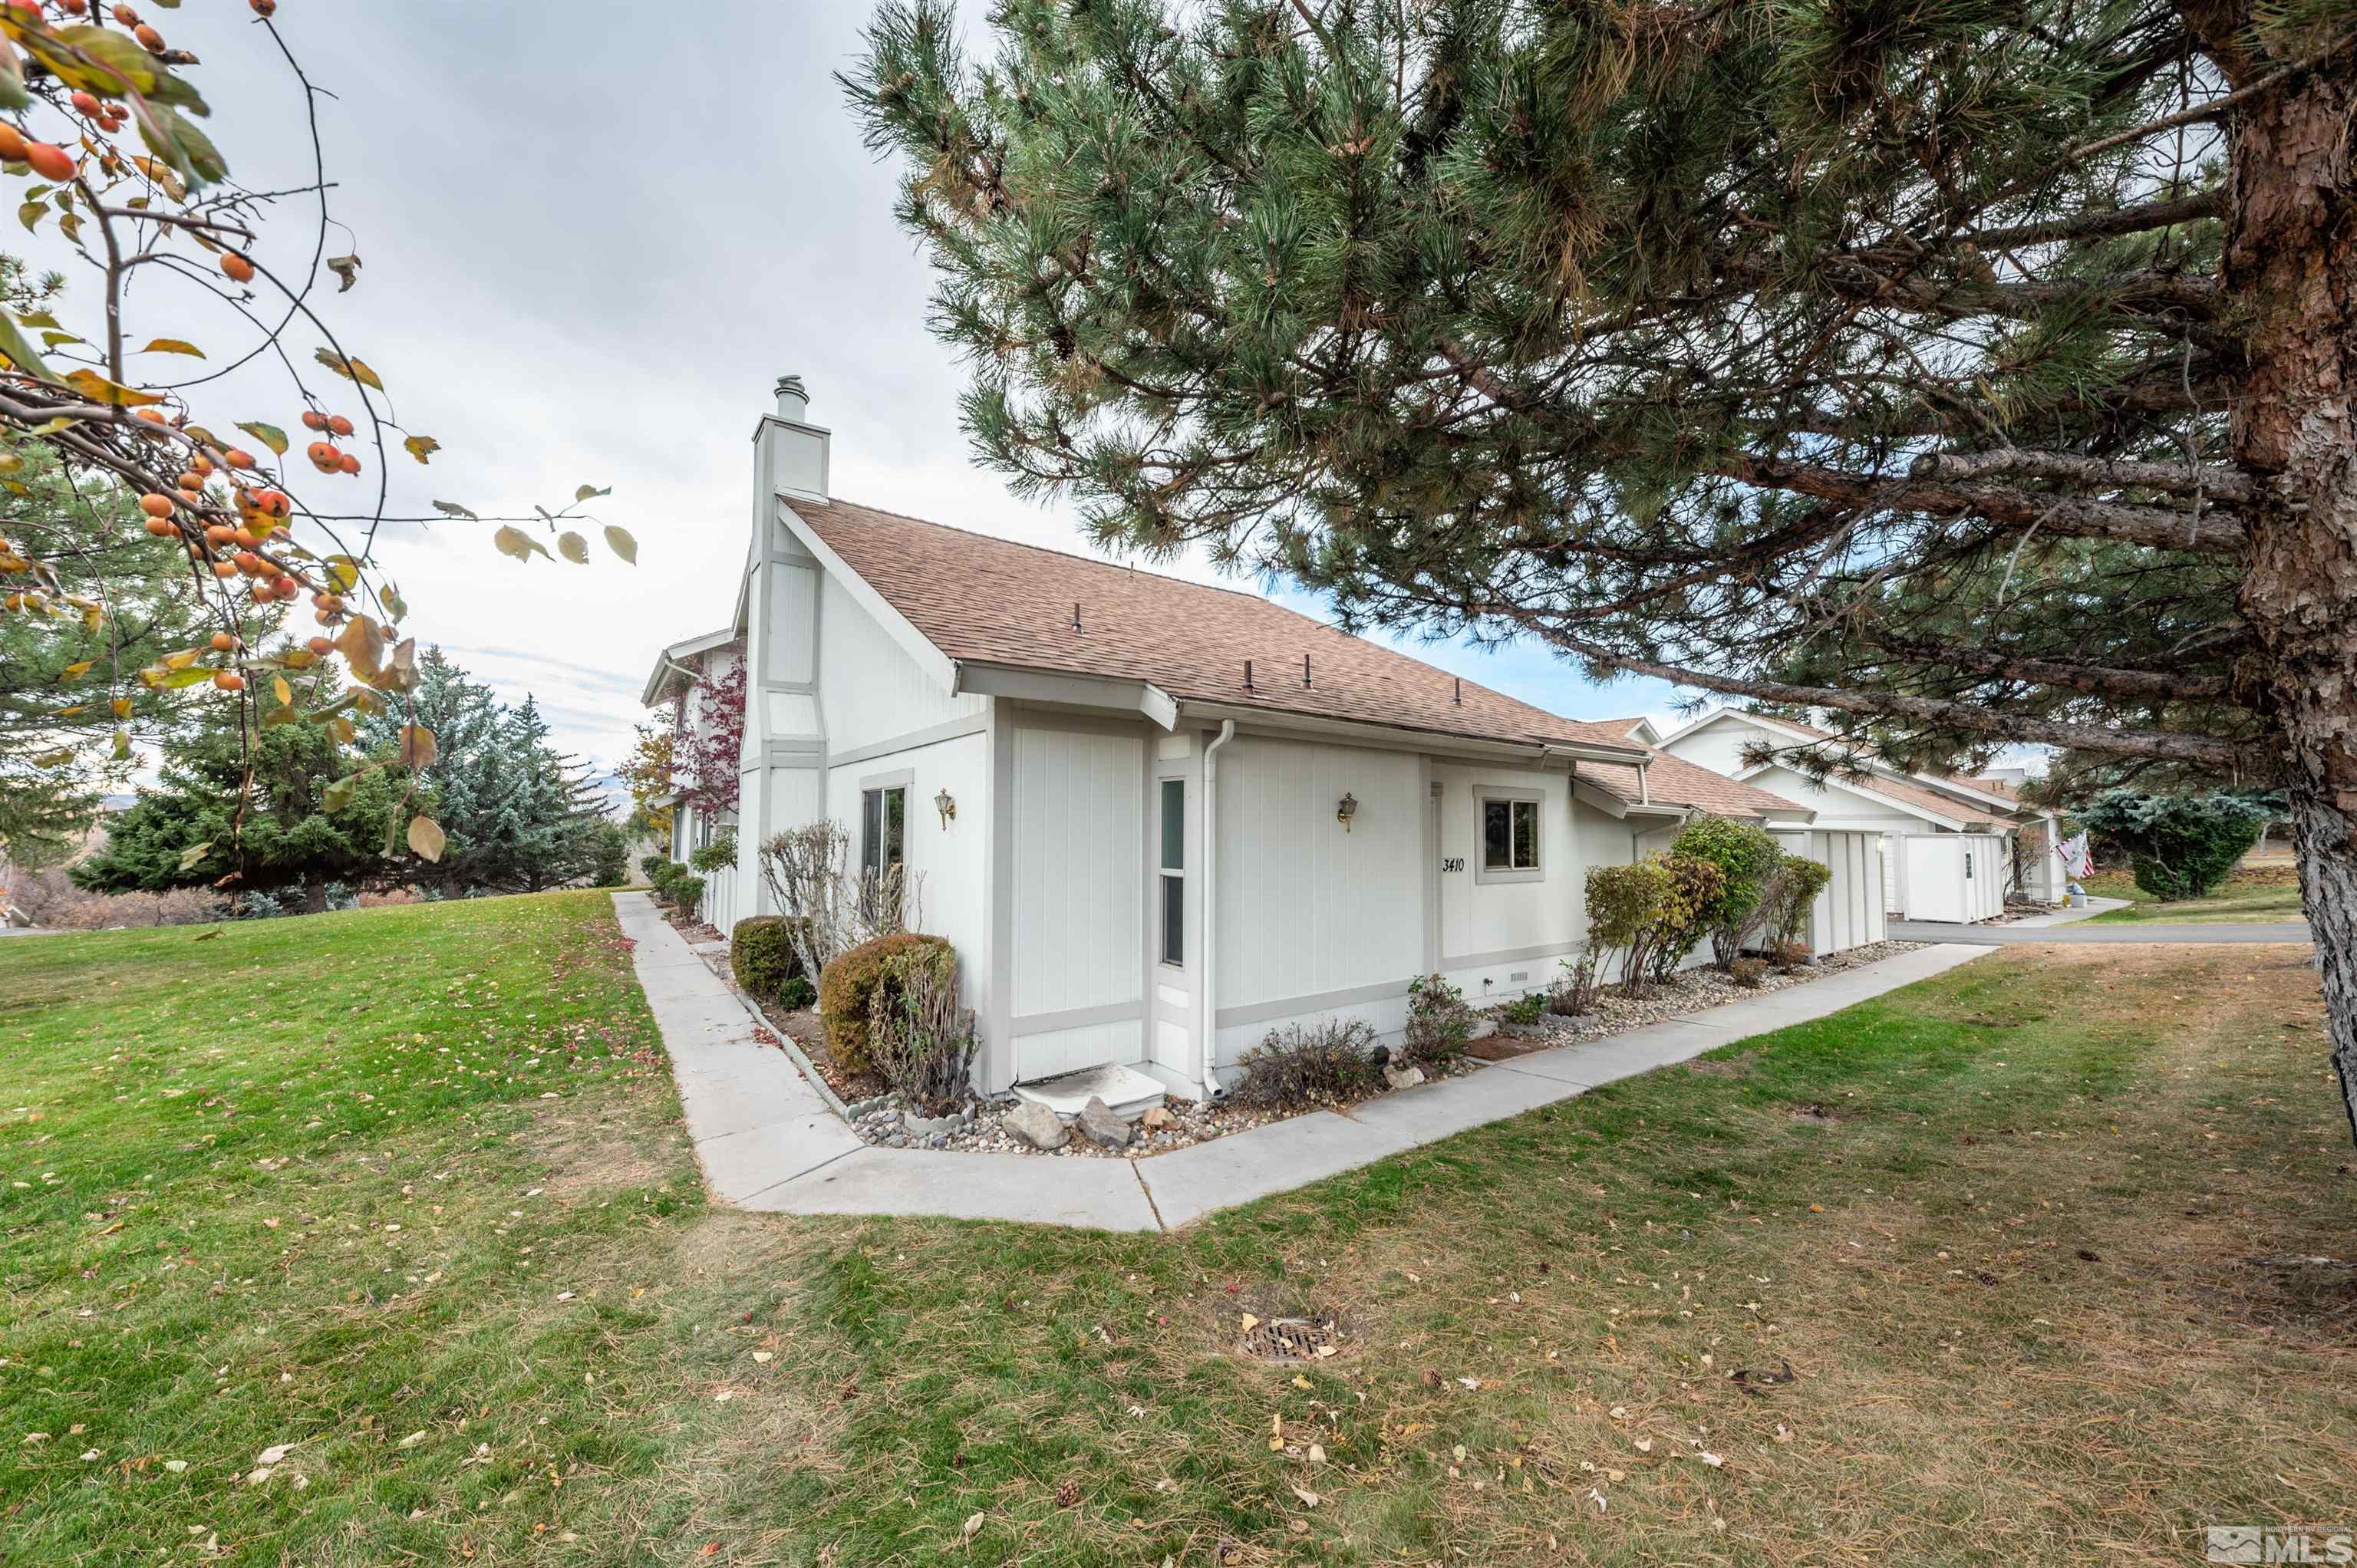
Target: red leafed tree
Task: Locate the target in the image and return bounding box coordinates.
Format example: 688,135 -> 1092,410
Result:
674,655 -> 744,818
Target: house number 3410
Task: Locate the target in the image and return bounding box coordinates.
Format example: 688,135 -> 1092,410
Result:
1440,856 -> 1466,873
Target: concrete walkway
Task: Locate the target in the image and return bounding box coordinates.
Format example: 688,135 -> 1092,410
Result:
1890,918 -> 2311,945
615,892 -> 1989,1232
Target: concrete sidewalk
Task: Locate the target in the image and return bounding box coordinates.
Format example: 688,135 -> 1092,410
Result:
1890,919 -> 2311,945
615,892 -> 1989,1233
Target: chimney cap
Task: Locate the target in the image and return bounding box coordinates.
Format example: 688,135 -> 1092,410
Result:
775,374 -> 809,400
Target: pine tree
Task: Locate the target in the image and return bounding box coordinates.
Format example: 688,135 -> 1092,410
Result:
74,661 -> 407,911
847,0 -> 2357,1145
359,647 -> 506,894
1,441 -> 222,869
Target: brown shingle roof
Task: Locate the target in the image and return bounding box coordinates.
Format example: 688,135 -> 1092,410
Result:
1839,770 -> 1999,828
787,497 -> 1804,821
1585,754 -> 1812,821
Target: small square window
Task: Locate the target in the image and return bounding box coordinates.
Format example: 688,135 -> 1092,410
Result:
1482,797 -> 1540,873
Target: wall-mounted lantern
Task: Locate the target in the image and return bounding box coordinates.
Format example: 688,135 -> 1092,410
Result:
1336,792 -> 1358,832
935,788 -> 957,828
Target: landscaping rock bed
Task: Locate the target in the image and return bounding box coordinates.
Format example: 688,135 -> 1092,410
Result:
1470,940 -> 1927,1056
703,927 -> 1924,1158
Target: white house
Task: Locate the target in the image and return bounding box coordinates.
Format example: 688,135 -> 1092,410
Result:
643,379 -> 1891,1105
1651,709 -> 2068,919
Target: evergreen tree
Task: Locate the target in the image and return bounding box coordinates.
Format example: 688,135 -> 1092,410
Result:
74,661 -> 407,912
847,0 -> 2357,1143
357,653 -> 615,895
1,440 -> 223,869
359,646 -> 506,894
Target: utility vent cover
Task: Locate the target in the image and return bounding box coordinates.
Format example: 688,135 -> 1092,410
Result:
1240,1316 -> 1341,1363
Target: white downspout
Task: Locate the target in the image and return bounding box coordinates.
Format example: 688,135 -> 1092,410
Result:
1198,720 -> 1236,1099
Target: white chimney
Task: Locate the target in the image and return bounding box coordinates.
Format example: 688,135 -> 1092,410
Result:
758,372 -> 828,502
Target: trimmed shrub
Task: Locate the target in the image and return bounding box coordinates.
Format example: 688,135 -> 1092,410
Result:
1647,853 -> 1725,985
818,931 -> 952,1076
780,974 -> 816,1010
1585,853 -> 1722,993
2078,789 -> 2271,901
689,834 -> 738,875
1730,957 -> 1768,989
1401,973 -> 1475,1068
1673,816 -> 1786,968
867,939 -> 979,1114
1230,1018 -> 1383,1110
639,852 -> 671,884
1501,993 -> 1545,1026
663,871 -> 705,913
1774,939 -> 1814,971
730,914 -> 809,1000
1769,857 -> 1832,947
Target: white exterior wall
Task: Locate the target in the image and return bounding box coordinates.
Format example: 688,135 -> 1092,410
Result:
1004,720 -> 1146,1081
1209,736 -> 1427,1072
1771,828 -> 1888,956
816,572 -> 985,754
1659,716 -> 1759,776
822,726 -> 993,1026
1431,761 -> 1584,1001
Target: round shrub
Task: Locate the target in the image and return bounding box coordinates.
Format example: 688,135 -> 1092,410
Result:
818,931 -> 953,1076
1673,815 -> 1785,967
730,915 -> 809,1001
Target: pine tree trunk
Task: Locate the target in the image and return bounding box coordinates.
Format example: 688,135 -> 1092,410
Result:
2208,18 -> 2357,1145
303,880 -> 328,916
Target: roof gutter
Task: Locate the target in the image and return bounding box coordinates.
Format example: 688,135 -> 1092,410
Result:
1187,707 -> 1649,769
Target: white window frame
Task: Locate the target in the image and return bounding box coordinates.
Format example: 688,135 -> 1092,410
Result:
1475,786 -> 1545,884
1157,776 -> 1185,970
859,769 -> 913,879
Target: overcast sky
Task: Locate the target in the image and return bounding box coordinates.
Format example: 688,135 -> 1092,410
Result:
38,2 -> 1684,780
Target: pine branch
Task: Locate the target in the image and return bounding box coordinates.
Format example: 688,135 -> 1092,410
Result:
1481,604 -> 2248,771
1909,448 -> 2253,504
1846,626 -> 2233,701
1965,189 -> 2223,248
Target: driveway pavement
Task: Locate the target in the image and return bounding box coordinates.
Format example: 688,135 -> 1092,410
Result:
615,892 -> 1996,1232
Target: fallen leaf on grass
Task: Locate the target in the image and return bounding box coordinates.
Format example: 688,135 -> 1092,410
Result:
397,1431 -> 427,1448
1292,1485 -> 1320,1507
255,1443 -> 295,1466
961,1512 -> 984,1540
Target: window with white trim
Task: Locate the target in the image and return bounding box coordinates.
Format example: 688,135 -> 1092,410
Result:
1159,778 -> 1185,967
861,786 -> 906,878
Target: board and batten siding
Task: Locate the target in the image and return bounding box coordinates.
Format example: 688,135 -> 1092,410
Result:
1210,736 -> 1424,1066
1772,828 -> 1888,956
1008,724 -> 1146,1080
1215,736 -> 1424,1008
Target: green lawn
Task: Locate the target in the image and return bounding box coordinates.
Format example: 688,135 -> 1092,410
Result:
5,897 -> 2350,1565
2082,865 -> 2309,924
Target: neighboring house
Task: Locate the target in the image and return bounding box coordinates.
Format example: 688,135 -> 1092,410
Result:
642,628 -> 747,909
644,378 -> 1890,1105
1651,709 -> 2067,917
